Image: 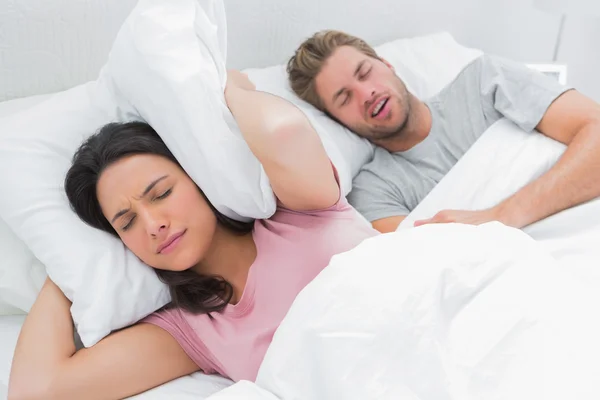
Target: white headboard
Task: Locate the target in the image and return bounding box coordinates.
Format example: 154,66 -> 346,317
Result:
0,0 -> 558,102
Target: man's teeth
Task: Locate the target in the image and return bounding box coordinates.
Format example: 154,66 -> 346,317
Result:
372,98 -> 386,117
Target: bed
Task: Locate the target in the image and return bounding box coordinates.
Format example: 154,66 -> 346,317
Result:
0,0 -> 585,399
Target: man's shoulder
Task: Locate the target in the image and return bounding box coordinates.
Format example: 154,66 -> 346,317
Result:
426,55 -> 486,103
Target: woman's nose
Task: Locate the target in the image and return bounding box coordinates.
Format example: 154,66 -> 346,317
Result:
140,208 -> 169,238
149,223 -> 167,238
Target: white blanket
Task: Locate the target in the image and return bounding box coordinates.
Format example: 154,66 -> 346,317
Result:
208,119 -> 600,399
402,118 -> 600,292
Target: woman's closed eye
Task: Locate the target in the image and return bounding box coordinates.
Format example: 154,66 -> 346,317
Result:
120,188 -> 172,231
121,215 -> 136,231
154,188 -> 172,200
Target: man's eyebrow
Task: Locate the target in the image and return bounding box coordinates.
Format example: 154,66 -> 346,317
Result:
110,175 -> 169,223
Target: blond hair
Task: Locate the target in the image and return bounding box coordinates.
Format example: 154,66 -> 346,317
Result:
287,30 -> 380,111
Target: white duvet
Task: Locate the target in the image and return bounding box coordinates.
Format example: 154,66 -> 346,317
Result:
205,119 -> 600,399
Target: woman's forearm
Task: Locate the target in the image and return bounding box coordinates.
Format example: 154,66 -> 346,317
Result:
8,278 -> 76,399
224,71 -> 339,210
10,285 -> 199,400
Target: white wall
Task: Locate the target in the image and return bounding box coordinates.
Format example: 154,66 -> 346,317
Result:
0,0 -> 598,102
556,15 -> 600,101
225,0 -> 600,102
0,0 -> 137,101
224,0 -> 558,68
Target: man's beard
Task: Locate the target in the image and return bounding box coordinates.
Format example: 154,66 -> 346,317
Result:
354,95 -> 411,142
353,78 -> 411,142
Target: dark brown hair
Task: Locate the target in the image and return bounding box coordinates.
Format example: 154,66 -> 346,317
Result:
64,121 -> 254,315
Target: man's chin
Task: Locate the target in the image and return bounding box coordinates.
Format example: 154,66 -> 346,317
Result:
367,124 -> 404,142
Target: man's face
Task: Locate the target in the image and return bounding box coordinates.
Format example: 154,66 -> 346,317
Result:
315,46 -> 411,142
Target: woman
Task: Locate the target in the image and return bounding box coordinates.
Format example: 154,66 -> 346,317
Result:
8,71 -> 379,400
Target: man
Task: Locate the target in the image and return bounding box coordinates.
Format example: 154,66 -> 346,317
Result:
287,30 -> 600,233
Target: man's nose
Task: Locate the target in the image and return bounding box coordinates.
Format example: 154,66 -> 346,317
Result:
360,87 -> 377,106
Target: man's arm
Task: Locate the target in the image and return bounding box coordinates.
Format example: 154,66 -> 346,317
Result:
372,216 -> 407,233
416,56 -> 600,228
495,89 -> 600,228
347,166 -> 411,233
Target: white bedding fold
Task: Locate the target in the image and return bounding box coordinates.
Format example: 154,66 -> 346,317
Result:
247,223 -> 600,399
402,118 -> 600,290
207,118 -> 600,399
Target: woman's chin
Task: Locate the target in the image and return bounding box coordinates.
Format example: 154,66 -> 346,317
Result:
147,251 -> 203,273
155,263 -> 197,273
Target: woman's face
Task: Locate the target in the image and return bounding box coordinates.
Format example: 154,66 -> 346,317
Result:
96,154 -> 217,272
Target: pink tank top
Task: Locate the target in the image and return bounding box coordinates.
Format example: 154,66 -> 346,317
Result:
143,195 -> 378,381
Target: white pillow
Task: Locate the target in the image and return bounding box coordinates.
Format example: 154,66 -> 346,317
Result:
0,79 -> 173,347
375,31 -> 483,99
0,94 -> 53,316
0,1 -> 486,346
0,0 -> 273,347
0,223 -> 46,316
105,0 -> 277,222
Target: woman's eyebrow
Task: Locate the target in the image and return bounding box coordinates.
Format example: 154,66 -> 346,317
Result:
140,175 -> 169,198
111,175 -> 169,223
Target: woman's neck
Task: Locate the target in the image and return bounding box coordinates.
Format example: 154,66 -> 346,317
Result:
191,225 -> 256,304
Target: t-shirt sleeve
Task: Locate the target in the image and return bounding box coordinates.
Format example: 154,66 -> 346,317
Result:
142,309 -> 217,375
347,167 -> 410,222
478,54 -> 574,132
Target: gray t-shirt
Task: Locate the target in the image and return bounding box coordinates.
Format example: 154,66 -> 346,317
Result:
347,54 -> 572,222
